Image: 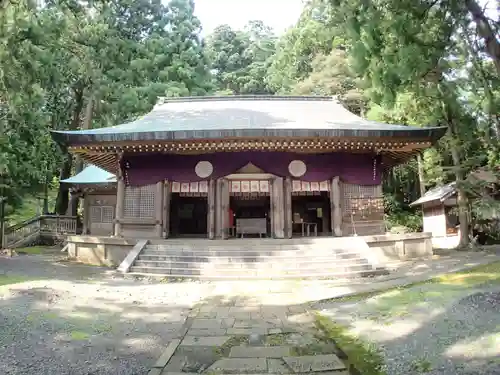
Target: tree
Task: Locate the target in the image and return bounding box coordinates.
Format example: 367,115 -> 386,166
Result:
292,49 -> 366,114
0,0 -> 213,217
325,0 -> 500,246
205,21 -> 276,94
266,0 -> 344,93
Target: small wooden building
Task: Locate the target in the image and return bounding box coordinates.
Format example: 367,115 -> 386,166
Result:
52,96 -> 446,240
61,165 -> 117,236
410,182 -> 459,238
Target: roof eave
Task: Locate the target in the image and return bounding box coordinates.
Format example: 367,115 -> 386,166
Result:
51,126 -> 448,148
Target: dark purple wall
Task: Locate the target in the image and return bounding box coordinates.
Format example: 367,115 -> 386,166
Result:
122,151 -> 381,186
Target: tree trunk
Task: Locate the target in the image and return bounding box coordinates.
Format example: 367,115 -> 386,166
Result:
42,178 -> 49,214
465,0 -> 500,75
416,153 -> 426,197
54,152 -> 73,215
69,94 -> 93,216
437,81 -> 469,247
449,142 -> 470,248
55,87 -> 84,215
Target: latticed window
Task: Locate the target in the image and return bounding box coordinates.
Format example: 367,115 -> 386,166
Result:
124,185 -> 155,218
91,206 -> 115,223
341,183 -> 383,221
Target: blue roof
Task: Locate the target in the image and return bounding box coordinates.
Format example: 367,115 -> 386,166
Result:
61,165 -> 116,185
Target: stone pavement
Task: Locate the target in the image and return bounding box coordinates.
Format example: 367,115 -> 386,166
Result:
148,251 -> 500,375
148,295 -> 349,375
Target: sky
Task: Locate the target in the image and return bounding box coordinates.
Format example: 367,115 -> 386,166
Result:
193,0 -> 305,36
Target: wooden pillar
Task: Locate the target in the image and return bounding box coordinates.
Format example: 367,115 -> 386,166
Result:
331,176 -> 342,236
272,177 -> 285,238
270,179 -> 275,237
82,193 -> 89,235
114,176 -> 125,237
284,177 -> 292,238
215,178 -> 222,238
207,179 -> 215,239
67,189 -> 76,216
163,180 -> 171,238
155,181 -> 163,237
221,178 -> 229,239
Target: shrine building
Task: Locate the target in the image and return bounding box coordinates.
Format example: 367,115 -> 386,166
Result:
52,96 -> 446,242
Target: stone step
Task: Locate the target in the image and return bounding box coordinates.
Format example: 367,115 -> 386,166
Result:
133,259 -> 370,270
148,237 -> 360,245
147,243 -> 364,251
136,253 -> 366,263
128,264 -> 373,278
141,248 -> 363,259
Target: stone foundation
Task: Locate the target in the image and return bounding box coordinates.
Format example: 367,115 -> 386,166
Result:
66,232 -> 433,270
364,232 -> 433,261
66,236 -> 137,267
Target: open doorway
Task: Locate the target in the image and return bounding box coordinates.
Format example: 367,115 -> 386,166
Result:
291,192 -> 331,237
169,194 -> 208,238
229,193 -> 271,238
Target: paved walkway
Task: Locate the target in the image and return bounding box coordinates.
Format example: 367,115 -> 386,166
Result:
148,251 -> 500,375
150,294 -> 348,375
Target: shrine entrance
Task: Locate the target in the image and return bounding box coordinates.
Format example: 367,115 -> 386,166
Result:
225,163 -> 272,238
229,193 -> 271,238
169,182 -> 209,238
290,180 -> 332,237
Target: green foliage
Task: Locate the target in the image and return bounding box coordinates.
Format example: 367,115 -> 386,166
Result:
292,49 -> 366,114
266,0 -> 344,93
314,313 -> 386,375
205,20 -> 276,95
1,0 -> 213,217
2,0 -> 498,237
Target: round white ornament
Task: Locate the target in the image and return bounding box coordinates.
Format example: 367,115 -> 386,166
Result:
288,160 -> 307,177
195,161 -> 213,178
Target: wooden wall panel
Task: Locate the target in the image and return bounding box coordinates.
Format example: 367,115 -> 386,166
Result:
340,182 -> 384,236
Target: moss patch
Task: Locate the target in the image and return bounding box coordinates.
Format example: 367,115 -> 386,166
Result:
0,275 -> 32,286
435,261 -> 500,286
92,322 -> 113,334
290,340 -> 338,356
70,330 -> 90,341
213,335 -> 248,357
265,333 -> 287,346
323,261 -> 500,305
314,313 -> 386,375
410,358 -> 432,373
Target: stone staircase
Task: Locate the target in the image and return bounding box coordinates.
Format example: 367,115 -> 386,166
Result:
128,237 -> 384,279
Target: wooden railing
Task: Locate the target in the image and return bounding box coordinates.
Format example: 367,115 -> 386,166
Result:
2,215 -> 78,249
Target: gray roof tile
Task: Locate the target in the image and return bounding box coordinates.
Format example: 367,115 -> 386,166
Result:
51,96 -> 446,145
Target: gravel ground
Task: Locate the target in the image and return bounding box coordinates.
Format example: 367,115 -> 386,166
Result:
0,254 -> 213,375
316,280 -> 500,375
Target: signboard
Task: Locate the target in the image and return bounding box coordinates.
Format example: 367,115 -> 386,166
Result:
292,180 -> 330,192
230,180 -> 270,194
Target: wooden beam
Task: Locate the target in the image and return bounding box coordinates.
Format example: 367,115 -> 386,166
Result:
331,177 -> 342,236
221,178 -> 229,240
284,177 -> 292,238
208,179 -> 215,239
155,181 -> 163,237
114,171 -> 125,236
272,177 -> 285,238
163,180 -> 171,238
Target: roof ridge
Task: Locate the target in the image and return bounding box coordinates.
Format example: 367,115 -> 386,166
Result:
155,95 -> 334,105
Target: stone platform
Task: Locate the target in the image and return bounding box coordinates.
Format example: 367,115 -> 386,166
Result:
149,300 -> 350,375
67,233 -> 433,279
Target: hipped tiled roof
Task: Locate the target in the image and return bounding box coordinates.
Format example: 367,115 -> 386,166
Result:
51,96 -> 447,146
